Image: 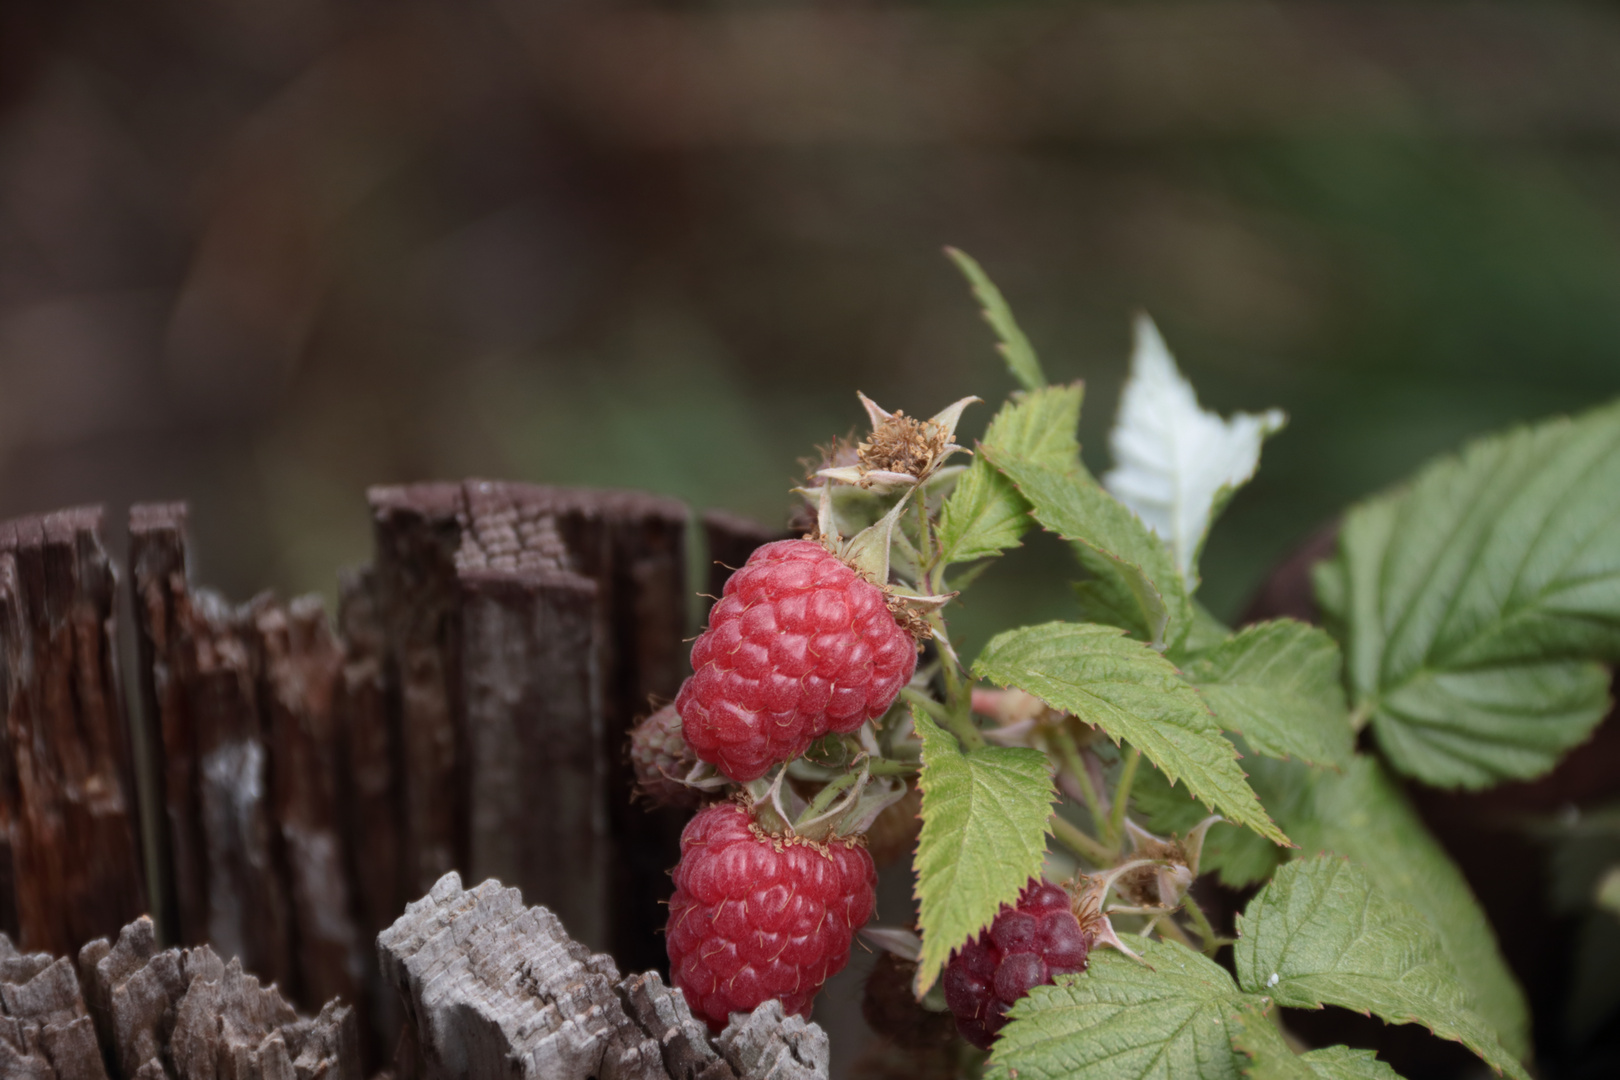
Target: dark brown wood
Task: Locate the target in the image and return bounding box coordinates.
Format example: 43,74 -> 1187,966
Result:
127,503 -> 202,949
333,567 -> 403,1065
367,483 -> 467,901
0,507 -> 146,959
128,504 -> 296,996
259,597 -> 363,1019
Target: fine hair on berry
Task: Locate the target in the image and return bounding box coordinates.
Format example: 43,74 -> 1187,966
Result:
676,539 -> 918,781
667,801 -> 877,1030
942,878 -> 1094,1049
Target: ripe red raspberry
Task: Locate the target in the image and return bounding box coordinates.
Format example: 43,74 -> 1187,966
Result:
667,801 -> 877,1030
629,703 -> 703,810
676,539 -> 917,781
942,879 -> 1094,1049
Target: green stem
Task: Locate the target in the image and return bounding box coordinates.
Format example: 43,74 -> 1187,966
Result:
900,686 -> 949,723
1108,746 -> 1141,852
1051,725 -> 1105,832
1181,893 -> 1221,957
1050,814 -> 1113,867
935,641 -> 985,751
866,757 -> 916,777
799,770 -> 860,825
1155,916 -> 1196,951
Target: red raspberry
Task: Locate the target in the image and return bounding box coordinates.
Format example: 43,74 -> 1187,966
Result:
676,539 -> 917,781
942,879 -> 1094,1049
667,801 -> 877,1030
629,703 -> 703,810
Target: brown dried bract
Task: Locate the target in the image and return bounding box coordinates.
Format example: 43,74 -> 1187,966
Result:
858,411 -> 947,480
883,590 -> 936,643
1116,837 -> 1188,907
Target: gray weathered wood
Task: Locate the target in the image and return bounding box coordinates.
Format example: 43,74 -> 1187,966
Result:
455,488 -> 606,950
75,915 -> 360,1080
377,872 -> 826,1080
367,481 -> 689,966
1,933 -> 109,1080
0,507 -> 146,958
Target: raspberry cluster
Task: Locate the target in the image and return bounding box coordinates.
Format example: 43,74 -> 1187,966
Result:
676,539 -> 917,782
667,801 -> 877,1030
942,879 -> 1094,1049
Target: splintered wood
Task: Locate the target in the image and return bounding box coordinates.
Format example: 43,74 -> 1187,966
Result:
377,872 -> 828,1080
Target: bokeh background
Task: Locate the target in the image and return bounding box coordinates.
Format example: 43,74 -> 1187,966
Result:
5,0 -> 1620,1074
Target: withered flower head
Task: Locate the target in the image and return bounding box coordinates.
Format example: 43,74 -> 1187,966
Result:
817,393 -> 979,491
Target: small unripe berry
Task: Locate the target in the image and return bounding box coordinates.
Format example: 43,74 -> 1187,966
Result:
629,703 -> 702,809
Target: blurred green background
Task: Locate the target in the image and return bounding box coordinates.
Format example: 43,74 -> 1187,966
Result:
5,0 -> 1618,642
4,0 -> 1620,1071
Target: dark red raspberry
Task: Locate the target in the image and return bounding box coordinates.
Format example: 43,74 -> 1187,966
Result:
676,539 -> 917,781
629,703 -> 703,809
667,801 -> 877,1030
942,879 -> 1094,1049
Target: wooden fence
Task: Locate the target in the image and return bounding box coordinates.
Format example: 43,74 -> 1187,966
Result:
0,481 -> 785,1072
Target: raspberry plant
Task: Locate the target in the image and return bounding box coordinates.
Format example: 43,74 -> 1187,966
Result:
632,246 -> 1620,1077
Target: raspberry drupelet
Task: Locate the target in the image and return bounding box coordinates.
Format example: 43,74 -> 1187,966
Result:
667,801 -> 877,1030
942,878 -> 1095,1049
676,539 -> 918,782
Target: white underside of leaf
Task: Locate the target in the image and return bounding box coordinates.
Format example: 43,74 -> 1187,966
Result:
1104,315 -> 1284,585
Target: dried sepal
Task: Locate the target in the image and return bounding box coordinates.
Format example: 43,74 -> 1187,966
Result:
817,393 -> 980,492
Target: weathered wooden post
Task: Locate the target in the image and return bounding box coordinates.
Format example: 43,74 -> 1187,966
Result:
0,509 -> 146,958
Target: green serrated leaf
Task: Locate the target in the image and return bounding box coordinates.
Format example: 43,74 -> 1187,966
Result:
1296,1048 -> 1408,1080
1234,856 -> 1528,1080
913,709 -> 1055,995
1183,621 -> 1354,769
1136,748 -> 1528,1054
945,247 -> 1047,392
1276,756 -> 1530,1058
989,937 -> 1252,1080
1324,399 -> 1620,788
974,622 -> 1288,846
1231,1010 -> 1406,1080
986,452 -> 1190,648
938,384 -> 1083,567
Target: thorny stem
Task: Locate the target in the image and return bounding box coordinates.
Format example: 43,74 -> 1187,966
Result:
1051,725 -> 1106,833
1108,746 -> 1141,852
1050,814 -> 1114,867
